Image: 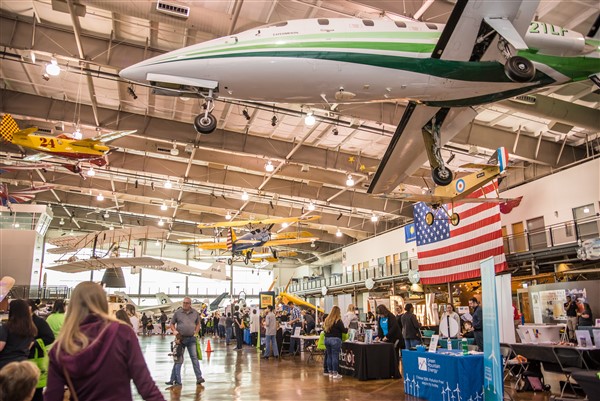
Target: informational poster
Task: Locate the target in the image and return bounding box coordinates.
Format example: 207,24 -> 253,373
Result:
259,291 -> 275,309
539,289 -> 566,323
481,257 -> 502,401
531,292 -> 543,324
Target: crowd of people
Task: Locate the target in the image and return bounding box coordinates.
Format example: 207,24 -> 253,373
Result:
1,286 -> 594,400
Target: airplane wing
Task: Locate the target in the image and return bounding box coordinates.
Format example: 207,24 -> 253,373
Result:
369,0 -> 540,194
262,237 -> 318,247
196,242 -> 228,250
47,226 -> 168,254
46,256 -> 228,280
197,215 -> 319,228
71,130 -> 137,146
391,192 -> 512,205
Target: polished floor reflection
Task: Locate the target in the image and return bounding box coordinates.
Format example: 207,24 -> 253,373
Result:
133,336 -> 556,401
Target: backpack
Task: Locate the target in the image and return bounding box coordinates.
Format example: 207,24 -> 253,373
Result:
29,339 -> 48,388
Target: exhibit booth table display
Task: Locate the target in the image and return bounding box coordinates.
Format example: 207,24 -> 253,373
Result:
439,338 -> 474,349
516,324 -> 566,343
338,342 -> 400,381
402,349 -> 484,401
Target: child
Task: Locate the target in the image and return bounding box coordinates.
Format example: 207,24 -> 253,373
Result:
165,334 -> 184,387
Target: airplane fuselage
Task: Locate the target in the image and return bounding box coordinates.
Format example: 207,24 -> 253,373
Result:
121,17 -> 599,107
10,134 -> 109,163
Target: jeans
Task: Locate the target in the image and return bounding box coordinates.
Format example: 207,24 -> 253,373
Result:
325,337 -> 342,374
235,326 -> 244,349
226,327 -> 232,345
181,336 -> 203,380
405,338 -> 421,349
169,362 -> 182,384
288,323 -> 302,354
161,322 -> 166,335
264,334 -> 279,357
218,324 -> 225,338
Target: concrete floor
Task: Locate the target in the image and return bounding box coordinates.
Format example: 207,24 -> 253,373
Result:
133,335 -> 559,401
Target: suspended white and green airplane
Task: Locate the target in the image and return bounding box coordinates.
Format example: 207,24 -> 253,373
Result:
120,0 -> 600,194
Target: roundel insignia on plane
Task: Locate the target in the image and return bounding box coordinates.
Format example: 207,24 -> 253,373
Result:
455,179 -> 466,193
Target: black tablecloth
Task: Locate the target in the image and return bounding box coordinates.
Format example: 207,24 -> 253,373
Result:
338,342 -> 400,381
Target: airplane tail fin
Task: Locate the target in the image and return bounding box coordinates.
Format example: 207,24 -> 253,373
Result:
227,228 -> 235,250
114,291 -> 137,307
495,147 -> 509,173
0,114 -> 19,142
156,292 -> 172,305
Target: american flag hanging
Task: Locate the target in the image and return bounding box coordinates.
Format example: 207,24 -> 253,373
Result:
413,182 -> 507,284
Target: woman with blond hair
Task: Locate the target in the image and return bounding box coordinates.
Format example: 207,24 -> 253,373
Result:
323,306 -> 347,379
44,281 -> 165,401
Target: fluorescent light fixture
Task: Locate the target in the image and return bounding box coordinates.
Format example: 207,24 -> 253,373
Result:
265,161 -> 274,172
87,168 -> 96,177
583,207 -> 590,213
96,193 -> 104,201
371,214 -> 379,222
225,211 -> 232,220
241,191 -> 249,201
336,228 -> 342,237
45,58 -> 61,76
304,112 -> 316,126
160,202 -> 168,211
158,219 -> 164,227
164,179 -> 173,189
308,201 -> 315,211
346,175 -> 354,187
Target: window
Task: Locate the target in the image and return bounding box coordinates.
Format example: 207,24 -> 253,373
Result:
573,204 -> 599,240
395,21 -> 407,28
400,251 -> 409,273
526,216 -> 547,250
362,19 -> 375,27
317,19 -> 329,25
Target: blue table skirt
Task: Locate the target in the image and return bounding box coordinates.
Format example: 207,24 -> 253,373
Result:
402,349 -> 484,401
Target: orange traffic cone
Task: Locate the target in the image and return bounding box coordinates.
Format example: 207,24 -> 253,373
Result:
206,339 -> 213,353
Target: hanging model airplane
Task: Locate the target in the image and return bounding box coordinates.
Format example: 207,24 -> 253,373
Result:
386,147 -> 513,226
0,182 -> 54,206
0,114 -> 136,170
182,228 -> 318,265
119,0 -> 600,194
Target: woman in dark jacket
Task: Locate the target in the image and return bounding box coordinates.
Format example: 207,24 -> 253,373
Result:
376,304 -> 402,357
0,299 -> 37,369
400,303 -> 422,349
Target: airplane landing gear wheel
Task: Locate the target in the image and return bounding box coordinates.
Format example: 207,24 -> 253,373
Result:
432,166 -> 453,186
450,213 -> 460,226
425,212 -> 435,226
193,113 -> 217,134
504,56 -> 535,83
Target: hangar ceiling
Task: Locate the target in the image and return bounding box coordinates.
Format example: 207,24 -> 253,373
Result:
0,0 -> 599,262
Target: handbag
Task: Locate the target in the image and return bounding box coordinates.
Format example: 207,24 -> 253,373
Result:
29,338 -> 48,388
195,336 -> 203,361
317,331 -> 326,351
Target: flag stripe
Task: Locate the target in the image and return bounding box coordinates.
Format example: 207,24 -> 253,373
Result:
417,232 -> 504,260
419,245 -> 506,270
419,256 -> 507,280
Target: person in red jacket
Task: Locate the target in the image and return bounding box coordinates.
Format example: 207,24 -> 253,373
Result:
44,282 -> 165,401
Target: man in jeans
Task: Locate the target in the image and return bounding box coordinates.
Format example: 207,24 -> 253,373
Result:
287,301 -> 302,355
170,297 -> 206,385
262,305 -> 279,359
